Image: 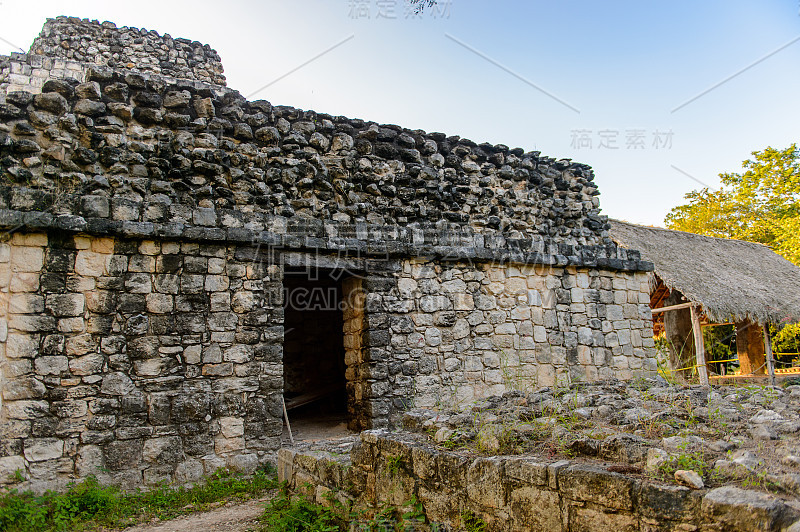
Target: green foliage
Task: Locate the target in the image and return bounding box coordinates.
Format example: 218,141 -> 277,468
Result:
772,322 -> 800,354
658,443 -> 711,479
666,144 -> 800,265
386,455 -> 405,477
260,488 -> 342,532
461,510 -> 488,532
740,470 -> 781,492
260,489 -> 432,532
703,325 -> 735,366
0,467 -> 277,532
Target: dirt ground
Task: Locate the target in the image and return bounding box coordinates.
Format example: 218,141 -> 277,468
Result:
121,411 -> 352,532
120,497 -> 270,532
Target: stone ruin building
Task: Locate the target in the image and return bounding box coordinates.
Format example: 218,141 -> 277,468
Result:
0,17 -> 657,489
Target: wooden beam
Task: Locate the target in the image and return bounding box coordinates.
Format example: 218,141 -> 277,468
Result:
690,304 -> 709,386
763,323 -> 777,387
281,395 -> 295,446
651,302 -> 696,314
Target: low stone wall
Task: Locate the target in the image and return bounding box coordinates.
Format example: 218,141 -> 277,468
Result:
278,431 -> 800,532
30,17 -> 225,85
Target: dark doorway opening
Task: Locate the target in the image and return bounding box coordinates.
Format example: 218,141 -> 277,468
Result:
282,268 -> 350,441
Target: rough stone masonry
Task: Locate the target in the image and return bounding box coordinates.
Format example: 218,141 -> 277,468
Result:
0,17 -> 656,490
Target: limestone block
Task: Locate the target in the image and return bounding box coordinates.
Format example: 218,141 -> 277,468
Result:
6,334 -> 38,358
701,486 -> 799,531
58,317 -> 86,333
174,459 -> 204,484
452,319 -> 470,340
568,505 -> 638,532
3,376 -> 46,400
143,436 -> 183,464
219,416 -> 245,438
100,372 -> 136,396
6,359 -> 32,378
46,293 -> 85,317
75,251 -> 108,277
184,344 -> 202,365
10,272 -> 40,292
65,334 -> 96,357
510,486 -> 562,531
145,293 -> 173,313
125,273 -> 152,293
8,294 -> 45,314
210,292 -> 231,311
558,465 -> 635,510
214,435 -> 245,454
69,353 -> 104,375
424,328 -> 442,347
0,455 -> 27,483
10,246 -> 44,272
76,445 -> 105,477
231,291 -> 255,313
24,438 -> 64,462
133,359 -> 170,377
5,400 -> 49,419
466,458 -> 506,508
33,355 -> 68,376
104,440 -> 143,470
453,293 -> 474,311
223,345 -> 253,363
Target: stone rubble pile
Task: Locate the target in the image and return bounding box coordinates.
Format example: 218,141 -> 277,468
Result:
403,378 -> 800,494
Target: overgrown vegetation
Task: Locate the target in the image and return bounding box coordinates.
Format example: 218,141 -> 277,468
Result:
259,486 -> 434,532
460,510 -> 488,532
259,487 -> 343,532
657,445 -> 712,479
0,467 -> 277,532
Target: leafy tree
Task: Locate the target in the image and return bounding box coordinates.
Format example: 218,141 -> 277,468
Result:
665,144 -> 800,353
665,144 -> 800,264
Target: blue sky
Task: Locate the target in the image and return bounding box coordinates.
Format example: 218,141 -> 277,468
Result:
2,0 -> 798,227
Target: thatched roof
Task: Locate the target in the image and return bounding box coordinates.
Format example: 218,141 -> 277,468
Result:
609,220 -> 800,325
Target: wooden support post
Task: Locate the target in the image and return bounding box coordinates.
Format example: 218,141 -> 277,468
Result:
763,324 -> 777,387
281,395 -> 295,446
690,304 -> 709,386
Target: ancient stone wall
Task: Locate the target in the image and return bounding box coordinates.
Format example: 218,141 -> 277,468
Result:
30,17 -> 225,86
279,432 -> 800,531
0,52 -> 89,101
0,63 -> 630,252
386,262 -> 654,418
0,232 -> 283,491
0,17 -> 659,489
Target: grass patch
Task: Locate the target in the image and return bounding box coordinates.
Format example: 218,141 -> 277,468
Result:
0,466 -> 277,531
259,488 -> 343,532
258,487 -> 435,532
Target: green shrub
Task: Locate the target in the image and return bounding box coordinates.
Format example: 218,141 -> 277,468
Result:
0,467 -> 277,531
260,488 -> 343,532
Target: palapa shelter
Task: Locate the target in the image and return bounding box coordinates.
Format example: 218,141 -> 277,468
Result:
610,219 -> 800,383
